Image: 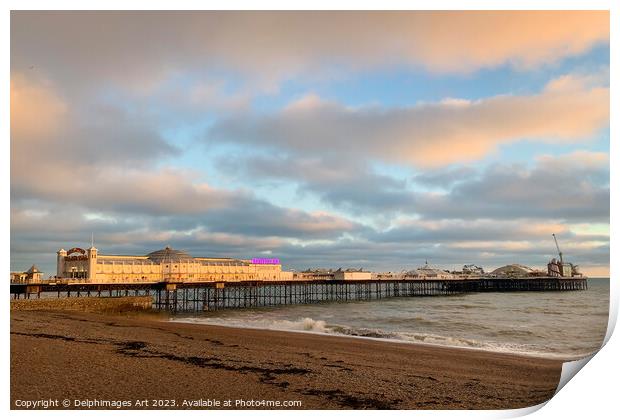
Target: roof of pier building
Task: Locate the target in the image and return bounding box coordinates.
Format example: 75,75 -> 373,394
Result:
334,268 -> 370,273
26,264 -> 42,274
490,264 -> 534,276
301,268 -> 335,274
72,246 -> 255,266
144,247 -> 251,266
146,246 -> 194,262
412,263 -> 450,276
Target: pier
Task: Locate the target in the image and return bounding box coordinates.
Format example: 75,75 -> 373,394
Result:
10,276 -> 588,312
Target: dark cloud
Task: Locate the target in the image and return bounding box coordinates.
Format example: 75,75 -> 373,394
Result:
216,155 -> 416,215
413,152 -> 610,222
215,151 -> 609,223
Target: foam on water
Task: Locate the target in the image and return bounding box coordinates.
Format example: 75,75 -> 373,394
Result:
177,315 -> 331,333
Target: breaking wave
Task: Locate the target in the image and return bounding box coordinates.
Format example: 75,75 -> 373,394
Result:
172,316 -> 586,360
177,316 -> 330,334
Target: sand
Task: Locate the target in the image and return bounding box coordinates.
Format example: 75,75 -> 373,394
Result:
11,309 -> 563,410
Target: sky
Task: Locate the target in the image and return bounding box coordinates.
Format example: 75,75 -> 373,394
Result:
10,11 -> 610,276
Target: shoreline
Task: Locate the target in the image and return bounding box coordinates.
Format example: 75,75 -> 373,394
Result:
12,308 -> 564,409
169,318 -> 590,362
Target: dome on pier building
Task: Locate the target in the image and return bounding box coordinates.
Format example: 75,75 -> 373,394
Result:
491,264 -> 534,276
146,246 -> 194,262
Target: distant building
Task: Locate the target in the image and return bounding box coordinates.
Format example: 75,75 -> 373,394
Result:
10,265 -> 44,283
56,246 -> 292,283
373,271 -> 405,280
547,258 -> 581,277
490,264 -> 535,277
295,268 -> 336,280
462,264 -> 484,275
408,263 -> 455,279
333,268 -> 372,281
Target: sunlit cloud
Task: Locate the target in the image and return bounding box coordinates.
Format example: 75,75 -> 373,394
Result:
11,11 -> 609,90
209,73 -> 608,167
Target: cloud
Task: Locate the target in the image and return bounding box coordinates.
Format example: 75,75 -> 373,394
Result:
11,164 -> 360,237
216,150 -> 608,224
412,167 -> 477,188
14,210 -> 609,277
11,73 -> 178,172
10,185 -> 366,275
377,217 -> 609,273
208,74 -> 609,167
11,191 -> 608,277
413,151 -> 609,222
11,11 -> 609,92
216,155 -> 415,215
11,73 -> 67,139
370,219 -> 571,244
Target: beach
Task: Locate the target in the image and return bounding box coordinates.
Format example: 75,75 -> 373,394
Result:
11,308 -> 564,410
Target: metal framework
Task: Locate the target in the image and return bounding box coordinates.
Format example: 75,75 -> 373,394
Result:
10,277 -> 588,312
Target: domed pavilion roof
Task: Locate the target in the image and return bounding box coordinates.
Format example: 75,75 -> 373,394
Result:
146,246 -> 194,262
491,264 -> 534,276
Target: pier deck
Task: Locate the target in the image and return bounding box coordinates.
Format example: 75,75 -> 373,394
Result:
10,276 -> 588,312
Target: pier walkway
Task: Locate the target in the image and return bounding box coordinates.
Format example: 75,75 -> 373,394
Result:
10,277 -> 588,312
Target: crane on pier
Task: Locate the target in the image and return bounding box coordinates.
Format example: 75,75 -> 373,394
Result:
549,234 -> 582,277
552,233 -> 563,264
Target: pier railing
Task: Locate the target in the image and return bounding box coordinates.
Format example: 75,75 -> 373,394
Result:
10,277 -> 588,312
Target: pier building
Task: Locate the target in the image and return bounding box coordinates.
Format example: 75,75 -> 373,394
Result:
10,265 -> 44,284
407,263 -> 456,279
490,264 -> 549,277
333,268 -> 372,281
56,246 -> 292,283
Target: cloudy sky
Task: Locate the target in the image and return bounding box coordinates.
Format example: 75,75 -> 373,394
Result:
10,11 -> 610,276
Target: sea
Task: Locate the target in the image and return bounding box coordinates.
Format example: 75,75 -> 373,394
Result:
172,278 -> 610,360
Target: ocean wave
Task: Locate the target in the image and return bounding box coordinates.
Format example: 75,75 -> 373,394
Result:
264,317 -> 330,333
327,325 -> 400,339
395,332 -> 486,349
172,316 -> 584,359
361,315 -> 439,327
173,316 -> 330,333
392,331 -> 587,359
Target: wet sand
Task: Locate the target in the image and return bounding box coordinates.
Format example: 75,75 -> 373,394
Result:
11,309 -> 563,409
